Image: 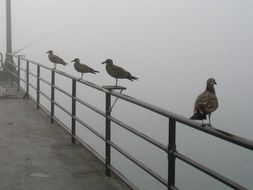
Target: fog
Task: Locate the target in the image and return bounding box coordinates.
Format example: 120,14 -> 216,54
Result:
1,0 -> 253,189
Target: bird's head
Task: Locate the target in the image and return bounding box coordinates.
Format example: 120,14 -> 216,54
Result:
71,58 -> 80,63
207,78 -> 217,87
101,59 -> 113,65
46,50 -> 53,54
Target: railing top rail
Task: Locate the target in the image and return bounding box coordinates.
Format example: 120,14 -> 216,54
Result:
9,52 -> 253,151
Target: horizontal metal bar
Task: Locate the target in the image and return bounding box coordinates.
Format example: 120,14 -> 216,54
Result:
28,71 -> 37,78
5,68 -> 28,86
19,67 -> 26,72
53,100 -> 72,117
108,115 -> 168,152
73,116 -> 105,141
19,77 -> 26,83
109,140 -> 168,187
108,91 -> 253,151
28,82 -> 37,91
39,77 -> 51,86
54,85 -> 72,98
174,152 -> 248,190
39,90 -> 51,101
11,54 -> 52,71
5,68 -> 18,78
54,70 -> 107,93
5,60 -> 17,67
74,96 -> 105,117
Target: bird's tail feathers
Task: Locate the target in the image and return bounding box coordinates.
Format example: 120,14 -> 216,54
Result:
190,111 -> 206,120
128,75 -> 138,81
92,70 -> 100,74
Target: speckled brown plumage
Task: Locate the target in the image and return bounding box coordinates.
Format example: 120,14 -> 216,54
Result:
101,59 -> 138,86
46,50 -> 67,69
190,78 -> 218,126
71,58 -> 99,79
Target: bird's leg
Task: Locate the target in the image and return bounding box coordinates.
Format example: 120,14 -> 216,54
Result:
208,114 -> 212,126
80,73 -> 83,80
54,63 -> 56,70
115,79 -> 118,87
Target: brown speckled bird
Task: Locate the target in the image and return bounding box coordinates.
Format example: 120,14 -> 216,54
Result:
101,59 -> 138,86
71,58 -> 99,79
190,78 -> 218,126
46,50 -> 67,69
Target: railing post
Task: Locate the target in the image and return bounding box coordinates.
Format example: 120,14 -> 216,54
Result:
168,118 -> 176,189
105,92 -> 111,177
0,53 -> 3,68
36,65 -> 40,109
25,60 -> 29,98
17,57 -> 20,90
71,79 -> 76,144
51,70 -> 55,123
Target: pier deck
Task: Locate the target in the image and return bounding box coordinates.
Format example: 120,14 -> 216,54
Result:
0,97 -> 130,190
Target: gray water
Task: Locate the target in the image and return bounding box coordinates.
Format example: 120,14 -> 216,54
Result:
2,0 -> 253,189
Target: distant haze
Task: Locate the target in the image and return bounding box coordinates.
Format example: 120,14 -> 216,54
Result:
1,1 -> 253,189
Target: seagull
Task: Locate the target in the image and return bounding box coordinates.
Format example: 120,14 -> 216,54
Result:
101,59 -> 138,86
190,78 -> 218,126
71,58 -> 99,79
46,50 -> 67,69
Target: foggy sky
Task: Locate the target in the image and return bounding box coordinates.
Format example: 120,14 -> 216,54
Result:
1,0 -> 253,138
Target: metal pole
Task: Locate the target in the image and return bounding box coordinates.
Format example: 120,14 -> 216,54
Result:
17,58 -> 20,90
71,79 -> 76,144
105,92 -> 111,176
4,0 -> 14,71
0,53 -> 3,68
6,0 -> 12,56
25,60 -> 29,98
51,70 -> 55,123
36,65 -> 40,109
168,118 -> 176,189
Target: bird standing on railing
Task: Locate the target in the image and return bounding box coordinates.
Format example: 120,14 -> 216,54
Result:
190,78 -> 218,126
71,58 -> 99,80
101,59 -> 138,86
46,50 -> 67,69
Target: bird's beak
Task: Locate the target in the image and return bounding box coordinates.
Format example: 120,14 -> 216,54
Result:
46,51 -> 49,53
101,61 -> 106,64
214,81 -> 217,85
71,59 -> 75,62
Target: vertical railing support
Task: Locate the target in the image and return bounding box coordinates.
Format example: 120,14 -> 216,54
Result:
0,53 -> 3,68
17,57 -> 20,90
168,118 -> 176,189
25,60 -> 29,98
105,92 -> 111,177
51,70 -> 55,123
36,65 -> 40,109
71,79 -> 76,144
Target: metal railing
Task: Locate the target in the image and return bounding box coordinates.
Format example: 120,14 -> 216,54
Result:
0,52 -> 3,69
5,52 -> 253,190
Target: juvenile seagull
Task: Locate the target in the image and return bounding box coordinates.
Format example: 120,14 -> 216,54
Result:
101,59 -> 138,86
71,58 -> 99,79
190,78 -> 218,126
46,50 -> 67,69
